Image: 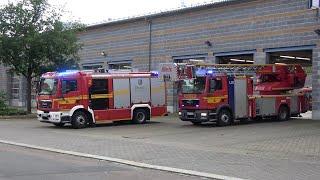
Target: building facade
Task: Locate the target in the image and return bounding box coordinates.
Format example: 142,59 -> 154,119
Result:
1,0 -> 319,118
77,0 -> 319,118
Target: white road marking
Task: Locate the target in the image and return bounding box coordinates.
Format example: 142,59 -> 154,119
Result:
0,139 -> 246,180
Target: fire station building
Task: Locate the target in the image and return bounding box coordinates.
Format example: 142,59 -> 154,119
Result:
1,0 -> 319,119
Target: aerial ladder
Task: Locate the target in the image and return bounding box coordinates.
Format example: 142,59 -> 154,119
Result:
175,63 -> 307,94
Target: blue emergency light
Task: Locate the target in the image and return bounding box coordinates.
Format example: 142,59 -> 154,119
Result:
151,71 -> 159,77
195,69 -> 216,77
207,70 -> 214,74
58,70 -> 79,76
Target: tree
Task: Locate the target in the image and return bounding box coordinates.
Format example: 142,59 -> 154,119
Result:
0,0 -> 83,113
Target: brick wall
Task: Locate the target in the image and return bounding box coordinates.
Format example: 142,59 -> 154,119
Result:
313,44 -> 320,119
77,0 -> 318,116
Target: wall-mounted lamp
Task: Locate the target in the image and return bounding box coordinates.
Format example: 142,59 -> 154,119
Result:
205,40 -> 212,47
101,51 -> 107,57
315,29 -> 320,36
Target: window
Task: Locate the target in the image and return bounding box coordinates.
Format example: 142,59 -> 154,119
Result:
109,63 -> 132,70
90,79 -> 108,94
309,0 -> 319,8
174,58 -> 205,64
39,78 -> 58,95
89,79 -> 109,110
11,75 -> 20,100
62,80 -> 77,94
181,77 -> 206,94
209,79 -> 222,93
82,64 -> 103,70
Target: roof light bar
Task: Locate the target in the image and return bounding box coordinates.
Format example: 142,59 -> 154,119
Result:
58,70 -> 79,76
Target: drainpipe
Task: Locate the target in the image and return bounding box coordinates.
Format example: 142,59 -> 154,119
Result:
146,18 -> 152,71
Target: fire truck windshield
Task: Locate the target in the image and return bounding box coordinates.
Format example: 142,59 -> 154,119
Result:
39,78 -> 58,95
181,77 -> 206,94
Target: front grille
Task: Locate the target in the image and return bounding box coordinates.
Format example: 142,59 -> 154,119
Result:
39,101 -> 52,109
182,99 -> 199,107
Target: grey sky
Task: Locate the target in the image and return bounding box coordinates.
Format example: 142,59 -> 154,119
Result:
0,0 -> 219,24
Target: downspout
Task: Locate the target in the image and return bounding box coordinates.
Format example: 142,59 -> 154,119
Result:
147,19 -> 152,71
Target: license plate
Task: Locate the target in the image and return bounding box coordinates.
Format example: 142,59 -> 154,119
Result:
187,112 -> 194,116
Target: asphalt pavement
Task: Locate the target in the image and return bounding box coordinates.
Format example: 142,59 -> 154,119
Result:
0,144 -> 201,180
0,111 -> 319,180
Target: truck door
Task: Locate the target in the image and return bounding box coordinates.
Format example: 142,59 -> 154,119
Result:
207,77 -> 227,108
60,79 -> 80,110
89,79 -> 110,121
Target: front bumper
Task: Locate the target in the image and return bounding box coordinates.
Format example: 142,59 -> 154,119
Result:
37,110 -> 71,124
179,110 -> 212,122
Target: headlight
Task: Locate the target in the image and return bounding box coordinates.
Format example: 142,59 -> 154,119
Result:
178,112 -> 182,116
201,113 -> 207,117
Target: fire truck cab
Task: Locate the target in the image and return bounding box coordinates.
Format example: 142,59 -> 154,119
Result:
174,64 -> 312,126
37,70 -> 167,128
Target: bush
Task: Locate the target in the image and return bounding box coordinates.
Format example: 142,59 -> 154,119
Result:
0,91 -> 27,116
0,108 -> 28,116
0,91 -> 7,110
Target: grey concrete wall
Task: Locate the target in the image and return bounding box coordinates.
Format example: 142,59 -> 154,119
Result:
0,65 -> 7,93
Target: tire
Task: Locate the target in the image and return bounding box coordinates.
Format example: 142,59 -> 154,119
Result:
191,121 -> 202,125
71,111 -> 88,129
53,123 -> 65,127
240,118 -> 249,124
278,106 -> 290,121
132,109 -> 148,124
217,109 -> 233,126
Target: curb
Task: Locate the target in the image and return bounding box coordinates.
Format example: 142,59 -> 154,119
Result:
0,139 -> 245,180
0,114 -> 36,120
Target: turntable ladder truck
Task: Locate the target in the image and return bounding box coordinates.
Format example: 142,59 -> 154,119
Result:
167,63 -> 312,126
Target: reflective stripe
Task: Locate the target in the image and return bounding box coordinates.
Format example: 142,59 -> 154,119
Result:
90,94 -> 113,99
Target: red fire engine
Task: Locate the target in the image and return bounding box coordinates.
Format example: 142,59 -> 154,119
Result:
163,63 -> 312,126
37,70 -> 167,128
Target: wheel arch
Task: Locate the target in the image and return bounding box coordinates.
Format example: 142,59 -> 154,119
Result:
278,103 -> 290,115
70,106 -> 93,124
131,104 -> 151,120
216,105 -> 233,117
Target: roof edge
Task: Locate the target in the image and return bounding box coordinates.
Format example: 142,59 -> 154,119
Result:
85,0 -> 243,30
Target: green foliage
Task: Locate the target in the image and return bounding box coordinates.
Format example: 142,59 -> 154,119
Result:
0,108 -> 27,116
0,0 -> 84,112
304,66 -> 312,75
0,0 -> 83,77
0,91 -> 27,116
0,91 -> 6,109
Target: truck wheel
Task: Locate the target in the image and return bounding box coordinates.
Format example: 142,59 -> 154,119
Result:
191,121 -> 202,125
217,109 -> 233,126
278,106 -> 290,121
132,109 -> 147,124
71,111 -> 88,129
53,123 -> 65,127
